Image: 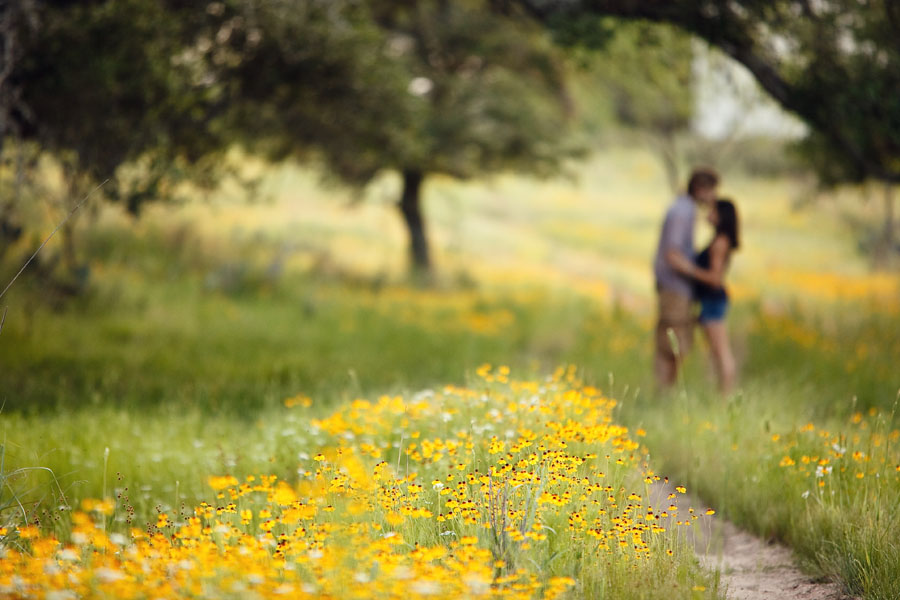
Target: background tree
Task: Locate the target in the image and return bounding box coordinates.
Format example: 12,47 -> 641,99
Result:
212,0 -> 581,275
574,21 -> 693,193
2,0 -> 404,286
0,0 -> 38,253
202,0 -> 412,182
4,0 -> 582,280
4,0 -> 229,285
516,0 -> 900,185
0,1 -> 36,146
367,1 -> 581,274
13,0 -> 222,192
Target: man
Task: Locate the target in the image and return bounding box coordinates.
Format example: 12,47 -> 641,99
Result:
653,168 -> 719,388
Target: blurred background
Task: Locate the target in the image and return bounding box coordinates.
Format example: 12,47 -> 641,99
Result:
0,0 -> 898,529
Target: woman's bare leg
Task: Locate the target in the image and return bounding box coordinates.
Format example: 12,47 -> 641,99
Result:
702,320 -> 736,394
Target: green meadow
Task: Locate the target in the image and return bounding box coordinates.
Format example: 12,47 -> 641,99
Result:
1,148 -> 899,598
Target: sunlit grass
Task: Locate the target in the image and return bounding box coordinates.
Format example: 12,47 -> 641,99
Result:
624,374 -> 900,600
32,147 -> 888,308
1,147 -> 899,598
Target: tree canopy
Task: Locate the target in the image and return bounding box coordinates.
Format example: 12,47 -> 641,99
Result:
573,21 -> 693,191
218,0 -> 581,272
2,0 -> 580,274
516,0 -> 900,185
8,0 -> 229,210
363,1 -> 581,271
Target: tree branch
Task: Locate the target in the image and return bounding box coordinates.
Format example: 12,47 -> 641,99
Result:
516,0 -> 900,182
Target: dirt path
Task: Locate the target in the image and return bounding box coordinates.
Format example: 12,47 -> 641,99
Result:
650,483 -> 854,600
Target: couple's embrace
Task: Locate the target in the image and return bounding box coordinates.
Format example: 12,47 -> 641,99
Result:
653,168 -> 740,394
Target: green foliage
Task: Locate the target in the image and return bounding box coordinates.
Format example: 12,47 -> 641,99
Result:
203,0 -> 413,185
783,1 -> 900,184
571,20 -> 694,189
370,1 -> 580,180
591,22 -> 693,136
544,12 -> 616,51
525,0 -> 900,185
217,0 -> 582,184
13,0 -> 228,211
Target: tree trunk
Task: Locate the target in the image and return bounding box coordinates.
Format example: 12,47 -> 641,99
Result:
884,182 -> 895,250
398,169 -> 431,274
654,129 -> 680,195
873,182 -> 896,268
60,221 -> 77,274
60,173 -> 82,277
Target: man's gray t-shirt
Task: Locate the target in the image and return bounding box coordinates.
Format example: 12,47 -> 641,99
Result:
653,194 -> 695,297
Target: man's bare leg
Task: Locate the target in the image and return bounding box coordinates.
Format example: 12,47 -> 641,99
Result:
654,350 -> 677,389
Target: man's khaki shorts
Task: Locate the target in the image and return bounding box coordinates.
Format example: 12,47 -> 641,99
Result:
655,290 -> 694,360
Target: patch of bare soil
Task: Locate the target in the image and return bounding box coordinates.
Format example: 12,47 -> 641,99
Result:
650,483 -> 856,600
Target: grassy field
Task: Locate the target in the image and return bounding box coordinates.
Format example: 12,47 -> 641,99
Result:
1,148 -> 898,598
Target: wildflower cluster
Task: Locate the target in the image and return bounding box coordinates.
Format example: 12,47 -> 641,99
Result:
358,287 -> 518,336
749,309 -> 900,380
0,367 -> 712,599
773,409 -> 900,498
766,268 -> 899,302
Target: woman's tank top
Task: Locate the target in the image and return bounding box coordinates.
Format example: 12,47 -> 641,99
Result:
694,245 -> 728,300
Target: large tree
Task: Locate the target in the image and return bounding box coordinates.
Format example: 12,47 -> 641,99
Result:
514,0 -> 900,186
1,0 -> 409,283
4,0 -> 407,207
368,1 -> 581,273
200,0 -> 412,181
0,0 -> 242,286
0,0 -> 38,250
10,0 -> 225,200
212,0 -> 580,274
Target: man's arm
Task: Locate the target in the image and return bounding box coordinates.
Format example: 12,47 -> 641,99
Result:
662,211 -> 692,270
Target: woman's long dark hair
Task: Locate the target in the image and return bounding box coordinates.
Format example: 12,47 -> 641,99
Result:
715,199 -> 740,249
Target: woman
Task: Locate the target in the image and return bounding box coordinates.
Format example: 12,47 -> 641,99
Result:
672,199 -> 740,393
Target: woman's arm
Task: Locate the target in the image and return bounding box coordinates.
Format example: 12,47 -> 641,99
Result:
671,235 -> 730,288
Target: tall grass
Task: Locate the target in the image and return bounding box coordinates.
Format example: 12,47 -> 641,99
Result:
622,369 -> 900,599
1,370 -> 722,599
1,151 -> 899,597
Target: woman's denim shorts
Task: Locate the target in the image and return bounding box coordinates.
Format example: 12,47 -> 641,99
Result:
698,296 -> 729,323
